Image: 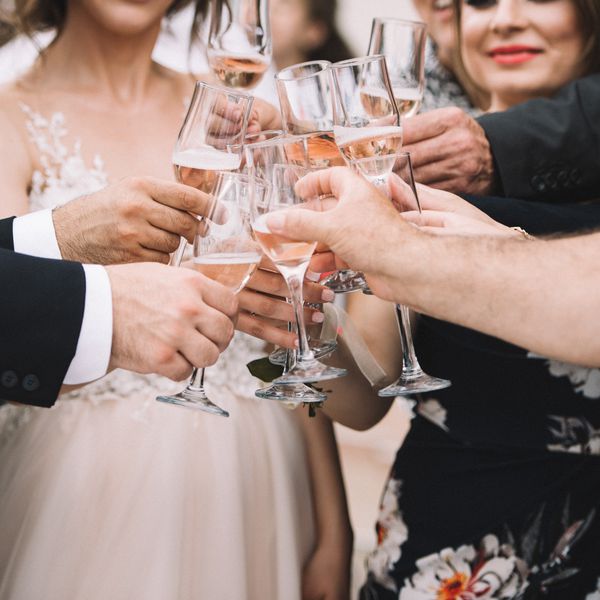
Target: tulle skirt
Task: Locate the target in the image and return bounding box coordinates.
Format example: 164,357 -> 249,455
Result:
0,367 -> 315,600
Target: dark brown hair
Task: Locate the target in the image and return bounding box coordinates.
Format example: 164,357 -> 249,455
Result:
303,0 -> 352,64
0,0 -> 211,48
453,0 -> 600,109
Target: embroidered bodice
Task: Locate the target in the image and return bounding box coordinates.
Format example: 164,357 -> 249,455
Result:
2,105 -> 265,436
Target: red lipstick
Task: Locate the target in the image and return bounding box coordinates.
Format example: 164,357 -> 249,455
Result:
488,45 -> 543,65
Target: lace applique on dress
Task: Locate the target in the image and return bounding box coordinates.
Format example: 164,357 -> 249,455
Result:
0,104 -> 264,440
20,102 -> 108,211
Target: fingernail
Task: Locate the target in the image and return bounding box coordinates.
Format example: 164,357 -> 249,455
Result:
321,288 -> 335,302
306,269 -> 320,282
294,337 -> 299,348
312,311 -> 325,324
267,213 -> 284,231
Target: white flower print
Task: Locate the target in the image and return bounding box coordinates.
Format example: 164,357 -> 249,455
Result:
528,353 -> 600,399
586,578 -> 600,600
366,478 -> 409,593
417,399 -> 449,432
547,416 -> 600,455
399,535 -> 527,600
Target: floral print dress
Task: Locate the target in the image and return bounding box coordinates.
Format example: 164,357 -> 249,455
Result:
359,158 -> 600,600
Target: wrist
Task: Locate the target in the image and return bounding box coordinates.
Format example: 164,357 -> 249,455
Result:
53,204 -> 78,261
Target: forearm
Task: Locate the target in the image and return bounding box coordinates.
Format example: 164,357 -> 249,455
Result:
296,409 -> 352,548
322,337 -> 393,430
392,232 -> 600,366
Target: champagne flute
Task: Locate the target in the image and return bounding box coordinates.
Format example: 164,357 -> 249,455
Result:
251,164 -> 347,384
368,18 -> 426,119
276,60 -> 366,294
331,55 -> 402,187
351,152 -> 451,395
170,81 -> 254,267
207,0 -> 271,90
157,172 -> 267,415
245,133 -> 338,360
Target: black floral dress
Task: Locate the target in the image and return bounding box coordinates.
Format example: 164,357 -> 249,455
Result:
359,199 -> 600,600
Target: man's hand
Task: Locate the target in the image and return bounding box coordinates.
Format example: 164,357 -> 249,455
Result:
265,168 -> 420,302
53,177 -> 214,265
236,257 -> 335,348
107,263 -> 238,381
403,107 -> 495,195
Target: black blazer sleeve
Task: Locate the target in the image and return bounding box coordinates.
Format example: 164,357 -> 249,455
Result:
0,249 -> 86,407
0,216 -> 16,250
478,73 -> 600,202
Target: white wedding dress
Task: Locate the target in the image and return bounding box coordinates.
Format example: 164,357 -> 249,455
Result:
0,105 -> 315,600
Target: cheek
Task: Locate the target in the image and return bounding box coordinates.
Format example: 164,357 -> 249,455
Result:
460,11 -> 489,79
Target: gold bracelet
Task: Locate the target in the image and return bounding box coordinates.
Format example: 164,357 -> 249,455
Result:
511,226 -> 535,240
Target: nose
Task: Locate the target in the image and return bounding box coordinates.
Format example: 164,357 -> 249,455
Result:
490,0 -> 528,35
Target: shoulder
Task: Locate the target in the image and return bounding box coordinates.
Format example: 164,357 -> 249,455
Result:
154,63 -> 197,103
0,82 -> 33,158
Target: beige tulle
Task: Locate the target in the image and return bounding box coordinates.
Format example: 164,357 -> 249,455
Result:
0,354 -> 315,600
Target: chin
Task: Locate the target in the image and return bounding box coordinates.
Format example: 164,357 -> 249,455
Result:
76,0 -> 171,35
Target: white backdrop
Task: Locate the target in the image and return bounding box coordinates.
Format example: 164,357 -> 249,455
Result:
337,0 -> 419,54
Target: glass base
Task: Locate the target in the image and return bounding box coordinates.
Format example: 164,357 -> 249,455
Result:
156,388 -> 230,417
321,269 -> 368,294
255,383 -> 326,403
274,359 -> 347,384
269,339 -> 338,366
378,371 -> 451,397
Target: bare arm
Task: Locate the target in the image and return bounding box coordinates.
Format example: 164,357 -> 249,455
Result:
0,101 -> 35,217
296,409 -> 352,600
321,294 -> 399,430
267,168 -> 600,367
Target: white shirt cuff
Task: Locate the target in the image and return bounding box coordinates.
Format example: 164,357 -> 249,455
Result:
64,265 -> 113,385
12,209 -> 62,259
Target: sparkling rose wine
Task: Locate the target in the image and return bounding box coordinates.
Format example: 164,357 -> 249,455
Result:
393,87 -> 422,119
334,125 -> 403,162
172,147 -> 241,193
193,252 -> 261,293
359,87 -> 396,119
253,214 -> 316,268
208,52 -> 270,90
284,132 -> 346,169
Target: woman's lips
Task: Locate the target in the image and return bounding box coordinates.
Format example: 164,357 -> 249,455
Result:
489,45 -> 543,65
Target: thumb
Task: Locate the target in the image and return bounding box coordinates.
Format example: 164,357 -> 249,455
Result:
267,209 -> 332,245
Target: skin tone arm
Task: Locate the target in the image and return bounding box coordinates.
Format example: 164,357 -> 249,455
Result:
295,409 -> 353,600
267,167 -> 600,368
319,293 -> 399,430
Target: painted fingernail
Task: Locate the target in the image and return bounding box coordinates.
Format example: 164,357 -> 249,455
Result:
312,311 -> 325,323
306,270 -> 320,282
321,288 -> 335,302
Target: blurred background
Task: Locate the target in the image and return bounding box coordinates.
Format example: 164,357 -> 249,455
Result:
0,0 -> 420,594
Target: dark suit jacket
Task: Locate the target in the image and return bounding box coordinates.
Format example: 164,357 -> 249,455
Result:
479,73 -> 600,202
0,216 -> 86,407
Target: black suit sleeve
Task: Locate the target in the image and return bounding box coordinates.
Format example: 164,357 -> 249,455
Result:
0,216 -> 16,250
0,249 -> 86,407
478,74 -> 600,202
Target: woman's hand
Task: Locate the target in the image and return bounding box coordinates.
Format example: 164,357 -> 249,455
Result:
402,209 -> 520,238
247,97 -> 283,134
236,256 -> 335,347
302,540 -> 352,600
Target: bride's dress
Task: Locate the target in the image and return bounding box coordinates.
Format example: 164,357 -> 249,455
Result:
0,106 -> 315,600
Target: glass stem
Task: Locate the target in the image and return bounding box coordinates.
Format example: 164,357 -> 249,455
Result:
188,367 -> 206,392
395,304 -> 422,377
287,274 -> 314,362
